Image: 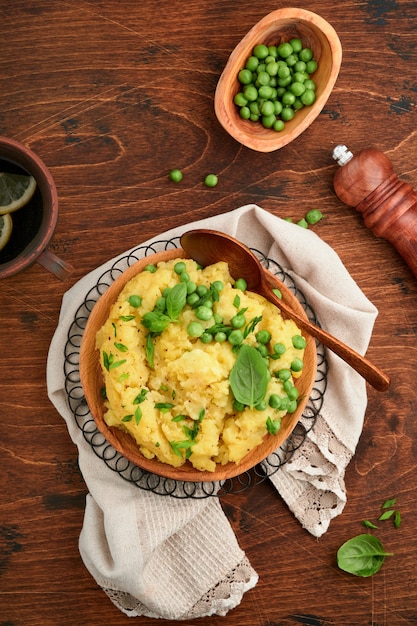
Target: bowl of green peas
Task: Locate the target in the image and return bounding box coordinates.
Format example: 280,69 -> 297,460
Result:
214,8 -> 342,152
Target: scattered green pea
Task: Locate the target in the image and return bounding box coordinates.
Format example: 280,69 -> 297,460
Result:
196,305 -> 213,321
169,169 -> 183,183
297,218 -> 308,228
228,329 -> 244,345
256,329 -> 271,344
204,174 -> 218,187
269,394 -> 282,409
174,261 -> 186,274
291,358 -> 304,372
274,342 -> 286,355
144,264 -> 156,273
234,278 -> 247,291
231,313 -> 246,328
128,295 -> 142,307
305,209 -> 324,225
187,321 -> 204,337
292,334 -> 307,349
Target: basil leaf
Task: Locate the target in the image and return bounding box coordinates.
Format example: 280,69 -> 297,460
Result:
229,344 -> 269,409
142,311 -> 172,333
166,282 -> 187,319
337,534 -> 393,577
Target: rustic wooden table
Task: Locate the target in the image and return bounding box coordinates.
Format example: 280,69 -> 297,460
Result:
1,1 -> 417,625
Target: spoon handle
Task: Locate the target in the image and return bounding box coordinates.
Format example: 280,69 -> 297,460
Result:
268,289 -> 390,392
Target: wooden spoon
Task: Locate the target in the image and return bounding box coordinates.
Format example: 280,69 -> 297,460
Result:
180,229 -> 390,392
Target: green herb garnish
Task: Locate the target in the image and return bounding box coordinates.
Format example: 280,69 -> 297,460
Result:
337,534 -> 393,577
229,344 -> 269,409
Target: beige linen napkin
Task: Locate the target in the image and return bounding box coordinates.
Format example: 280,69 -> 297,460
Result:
47,204 -> 377,619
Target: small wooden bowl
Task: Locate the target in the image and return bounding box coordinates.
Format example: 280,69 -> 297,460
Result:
80,248 -> 317,482
214,8 -> 342,152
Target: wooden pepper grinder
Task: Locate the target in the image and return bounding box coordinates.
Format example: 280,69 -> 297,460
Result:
332,144 -> 417,279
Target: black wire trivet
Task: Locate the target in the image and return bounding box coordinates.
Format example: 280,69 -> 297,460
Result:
64,236 -> 328,498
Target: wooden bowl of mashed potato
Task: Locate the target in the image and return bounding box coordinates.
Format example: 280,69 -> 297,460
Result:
80,247 -> 317,482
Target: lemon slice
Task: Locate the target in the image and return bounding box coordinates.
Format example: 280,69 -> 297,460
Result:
0,213 -> 13,251
0,172 -> 37,215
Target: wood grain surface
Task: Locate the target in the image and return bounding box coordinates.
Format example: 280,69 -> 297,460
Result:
1,1 -> 417,625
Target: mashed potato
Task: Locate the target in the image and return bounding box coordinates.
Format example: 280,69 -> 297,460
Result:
96,258 -> 305,472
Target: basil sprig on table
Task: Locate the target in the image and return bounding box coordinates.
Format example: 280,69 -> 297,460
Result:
337,534 -> 393,577
229,343 -> 269,409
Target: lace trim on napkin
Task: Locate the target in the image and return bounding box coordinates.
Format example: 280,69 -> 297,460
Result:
272,413 -> 353,537
102,555 -> 258,620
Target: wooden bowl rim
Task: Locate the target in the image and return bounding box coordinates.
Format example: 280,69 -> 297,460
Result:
80,247 -> 317,482
214,7 -> 343,152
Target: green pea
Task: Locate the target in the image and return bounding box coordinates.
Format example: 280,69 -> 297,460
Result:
273,119 -> 285,132
257,71 -> 271,86
234,92 -> 248,107
257,344 -> 269,357
299,47 -> 313,62
174,261 -> 186,274
294,60 -> 307,72
243,85 -> 258,101
282,91 -> 296,106
306,59 -> 318,74
155,296 -> 165,310
274,100 -> 283,115
187,321 -> 204,337
204,174 -> 218,187
281,107 -> 295,121
228,329 -> 244,346
186,281 -> 197,294
291,358 -> 304,372
260,100 -> 275,116
305,208 -> 324,224
240,106 -> 251,120
277,42 -> 293,58
287,385 -> 299,400
196,284 -> 208,297
292,334 -> 307,349
287,399 -> 298,413
273,342 -> 286,355
253,44 -> 269,59
277,368 -> 291,381
258,85 -> 274,100
231,314 -> 246,328
144,264 -> 156,273
289,82 -> 306,97
301,89 -> 316,106
234,278 -> 247,291
213,313 -> 223,324
289,38 -> 303,53
196,306 -> 213,321
266,61 -> 279,76
269,394 -> 282,409
279,396 -> 289,411
233,400 -> 246,412
255,400 -> 267,411
179,271 -> 190,282
304,79 -> 316,91
128,295 -> 142,308
297,218 -> 308,228
215,331 -> 227,343
283,379 -> 293,393
245,56 -> 259,71
256,329 -> 271,344
262,114 -> 276,128
268,45 -> 278,57
212,280 -> 224,292
169,169 -> 183,183
238,68 -> 253,85
285,54 -> 298,67
277,64 -> 291,79
187,293 -> 200,306
200,332 -> 213,344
